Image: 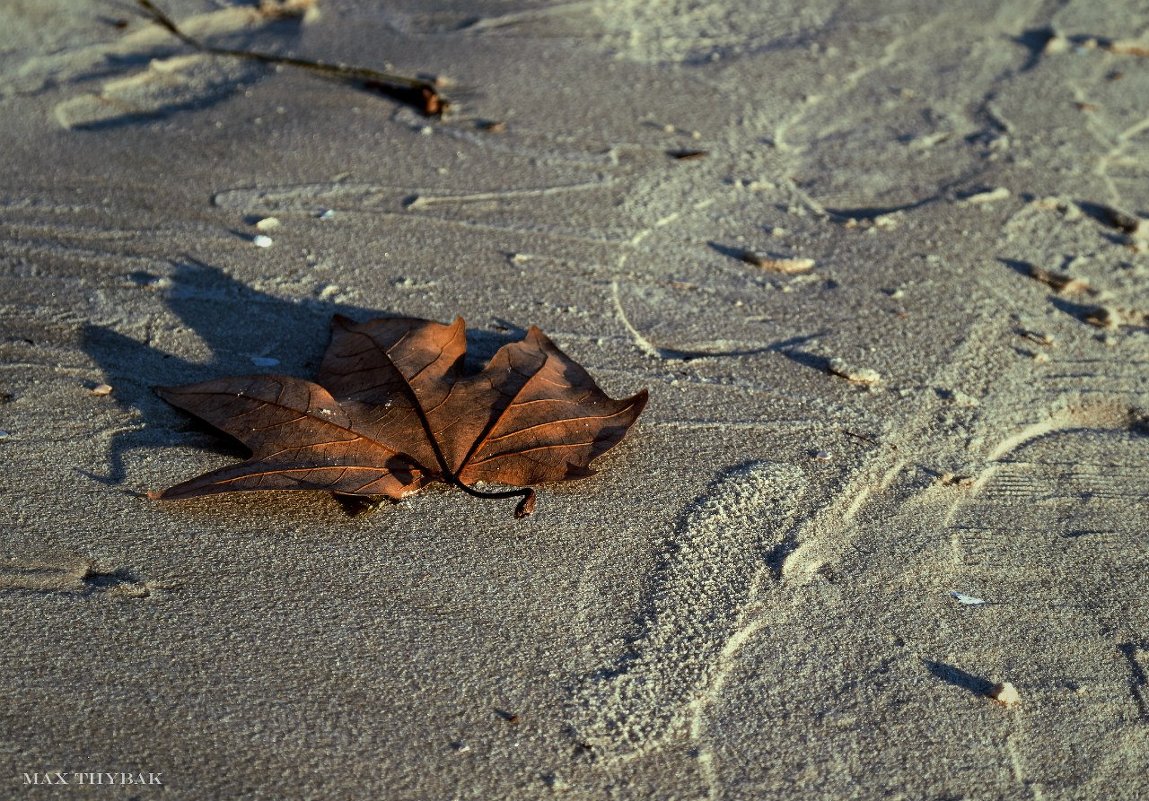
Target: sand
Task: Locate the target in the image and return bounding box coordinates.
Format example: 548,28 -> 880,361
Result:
2,1 -> 1148,798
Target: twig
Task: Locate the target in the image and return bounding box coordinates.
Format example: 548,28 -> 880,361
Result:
136,0 -> 448,117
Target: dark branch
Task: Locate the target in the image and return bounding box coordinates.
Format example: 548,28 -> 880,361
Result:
136,0 -> 448,117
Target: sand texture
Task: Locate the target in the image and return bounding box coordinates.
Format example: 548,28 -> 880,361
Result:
2,1 -> 1148,798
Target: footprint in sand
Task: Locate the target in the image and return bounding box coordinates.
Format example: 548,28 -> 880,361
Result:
569,461 -> 808,758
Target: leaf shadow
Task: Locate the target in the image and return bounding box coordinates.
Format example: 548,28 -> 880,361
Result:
80,258 -> 392,487
81,260 -> 527,490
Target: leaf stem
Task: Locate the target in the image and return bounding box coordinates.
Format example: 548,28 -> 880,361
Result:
410,401 -> 536,518
343,324 -> 535,518
136,0 -> 447,116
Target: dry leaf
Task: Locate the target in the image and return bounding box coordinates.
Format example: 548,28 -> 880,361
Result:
151,315 -> 648,517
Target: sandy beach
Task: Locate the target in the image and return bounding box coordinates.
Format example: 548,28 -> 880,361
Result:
2,1 -> 1148,798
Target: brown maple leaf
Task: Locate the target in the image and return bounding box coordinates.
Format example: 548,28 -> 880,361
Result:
150,315 -> 648,517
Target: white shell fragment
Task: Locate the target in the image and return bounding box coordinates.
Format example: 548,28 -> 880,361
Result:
252,234 -> 274,248
949,590 -> 987,606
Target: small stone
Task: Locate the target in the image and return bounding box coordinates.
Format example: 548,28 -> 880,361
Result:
318,209 -> 335,220
991,681 -> 1022,707
254,216 -> 281,231
252,234 -> 274,248
90,383 -> 113,397
0,430 -> 9,440
1043,34 -> 1070,55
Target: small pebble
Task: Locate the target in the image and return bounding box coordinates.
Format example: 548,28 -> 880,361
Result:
90,383 -> 114,397
252,234 -> 274,248
812,450 -> 832,461
254,216 -> 280,231
991,681 -> 1022,707
0,430 -> 9,440
318,209 -> 335,220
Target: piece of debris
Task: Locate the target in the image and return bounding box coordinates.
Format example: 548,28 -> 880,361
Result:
939,472 -> 974,487
828,358 -> 881,385
1100,205 -> 1142,233
90,383 -> 114,397
496,709 -> 522,725
1085,306 -> 1119,328
1084,306 -> 1149,329
667,148 -> 708,161
959,186 -> 1011,205
252,234 -> 274,248
250,356 -> 280,367
318,209 -> 335,220
258,0 -> 319,21
990,681 -> 1022,707
137,0 -> 446,116
1106,40 -> 1149,57
254,216 -> 280,231
1019,329 -> 1055,347
811,449 -> 832,461
1027,265 -> 1091,295
740,250 -> 816,273
949,590 -> 987,606
477,119 -> 507,133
